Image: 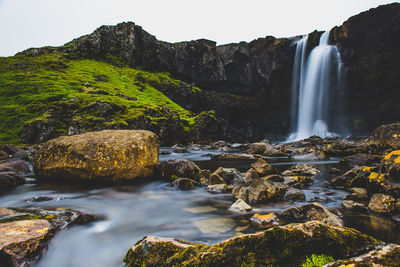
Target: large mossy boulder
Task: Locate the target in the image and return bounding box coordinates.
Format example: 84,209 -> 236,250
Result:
372,122 -> 400,149
124,221 -> 381,266
33,130 -> 159,181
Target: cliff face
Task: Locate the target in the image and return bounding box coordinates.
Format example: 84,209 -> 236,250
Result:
20,3 -> 400,140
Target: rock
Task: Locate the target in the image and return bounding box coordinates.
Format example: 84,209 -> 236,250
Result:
282,164 -> 321,176
229,199 -> 252,213
263,144 -> 287,157
368,193 -> 396,214
0,151 -> 8,160
246,142 -> 268,154
371,122 -> 400,149
262,174 -> 284,183
0,159 -> 30,175
0,145 -> 19,155
283,176 -> 314,188
339,153 -> 382,169
284,187 -> 306,201
0,220 -> 53,266
278,202 -> 343,226
250,158 -> 274,176
199,169 -> 211,186
12,151 -> 29,161
207,184 -> 232,193
211,153 -> 256,161
190,110 -> 222,144
0,172 -> 25,190
192,217 -> 235,234
160,159 -> 200,182
342,200 -> 367,211
326,244 -> 400,266
124,221 -> 381,266
250,213 -> 279,229
213,167 -> 244,186
350,187 -> 368,200
34,130 -> 159,181
170,178 -> 197,190
293,150 -> 329,160
243,168 -> 259,185
209,173 -> 226,185
331,166 -> 379,189
172,147 -> 189,153
233,180 -> 287,204
380,150 -> 400,181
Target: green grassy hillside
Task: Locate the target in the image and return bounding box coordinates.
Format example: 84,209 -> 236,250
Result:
0,52 -> 204,144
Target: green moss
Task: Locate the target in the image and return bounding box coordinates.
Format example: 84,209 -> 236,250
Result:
302,254 -> 334,267
0,52 -> 201,144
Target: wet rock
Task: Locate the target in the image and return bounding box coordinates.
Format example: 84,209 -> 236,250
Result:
243,168 -> 259,185
292,150 -> 329,160
170,178 -> 197,190
262,174 -> 284,183
0,220 -> 52,266
229,199 -> 252,213
339,153 -> 382,169
246,142 -> 268,154
1,145 -> 19,155
250,158 -> 275,176
209,172 -> 226,185
342,200 -> 367,211
12,151 -> 29,161
211,153 -> 256,161
233,179 -> 287,204
160,159 -> 200,182
326,244 -> 400,266
213,167 -> 244,186
284,187 -> 306,201
199,169 -> 211,186
0,151 -> 8,160
282,163 -> 321,176
371,122 -> 400,149
368,193 -> 396,214
28,196 -> 54,202
207,184 -> 232,193
192,217 -> 235,234
350,187 -> 368,200
34,130 -> 159,181
0,159 -> 30,175
331,166 -> 381,189
263,144 -> 287,157
124,221 -> 381,266
380,150 -> 400,181
278,202 -> 343,226
0,172 -> 25,190
250,212 -> 279,229
283,176 -> 314,188
172,147 -> 189,153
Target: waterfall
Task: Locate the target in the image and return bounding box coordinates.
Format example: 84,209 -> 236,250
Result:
288,30 -> 345,142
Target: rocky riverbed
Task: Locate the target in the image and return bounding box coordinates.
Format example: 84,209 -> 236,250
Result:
0,124 -> 400,266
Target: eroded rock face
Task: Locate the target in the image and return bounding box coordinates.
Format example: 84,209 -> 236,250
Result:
33,130 -> 159,181
124,221 -> 381,266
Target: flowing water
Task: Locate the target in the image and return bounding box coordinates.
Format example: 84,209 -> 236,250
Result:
0,149 -> 399,266
288,31 -> 346,141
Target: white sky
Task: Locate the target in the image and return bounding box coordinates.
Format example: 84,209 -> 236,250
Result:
0,0 -> 398,56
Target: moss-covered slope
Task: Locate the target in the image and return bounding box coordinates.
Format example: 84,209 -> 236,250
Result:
0,52 -> 218,145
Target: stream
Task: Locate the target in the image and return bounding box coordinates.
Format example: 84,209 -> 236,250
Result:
0,147 -> 399,266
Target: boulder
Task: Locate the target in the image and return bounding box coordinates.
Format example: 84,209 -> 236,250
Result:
0,159 -> 30,175
243,168 -> 259,185
124,221 -> 381,266
326,244 -> 400,266
170,178 -> 197,190
0,220 -> 52,266
199,169 -> 211,186
0,172 -> 25,190
278,202 -> 343,226
263,144 -> 287,157
206,184 -> 232,193
250,158 -> 275,176
160,159 -> 200,181
371,122 -> 400,149
229,199 -> 252,213
246,142 -> 268,154
282,164 -> 321,176
339,153 -> 382,169
350,187 -> 368,200
211,153 -> 256,161
368,193 -> 396,214
209,173 -> 226,185
283,176 -> 314,188
34,130 -> 159,181
233,179 -> 287,204
284,187 -> 306,201
213,167 -> 244,186
250,212 -> 279,229
341,200 -> 367,211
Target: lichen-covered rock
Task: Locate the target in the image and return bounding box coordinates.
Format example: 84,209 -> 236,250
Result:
124,221 -> 381,266
371,122 -> 400,149
326,244 -> 400,266
283,176 -> 314,188
229,199 -> 252,213
368,193 -> 396,214
282,164 -> 321,176
233,179 -> 287,204
339,153 -> 382,169
380,150 -> 400,181
169,178 -> 197,190
160,159 -> 200,182
0,220 -> 52,266
278,202 -> 343,226
34,130 -> 159,181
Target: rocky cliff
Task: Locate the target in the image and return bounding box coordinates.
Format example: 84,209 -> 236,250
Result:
14,3 -> 400,142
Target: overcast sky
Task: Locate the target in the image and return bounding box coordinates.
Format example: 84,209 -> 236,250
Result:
0,0 -> 398,56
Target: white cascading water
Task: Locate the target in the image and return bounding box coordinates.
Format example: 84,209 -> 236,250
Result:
288,30 -> 344,142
